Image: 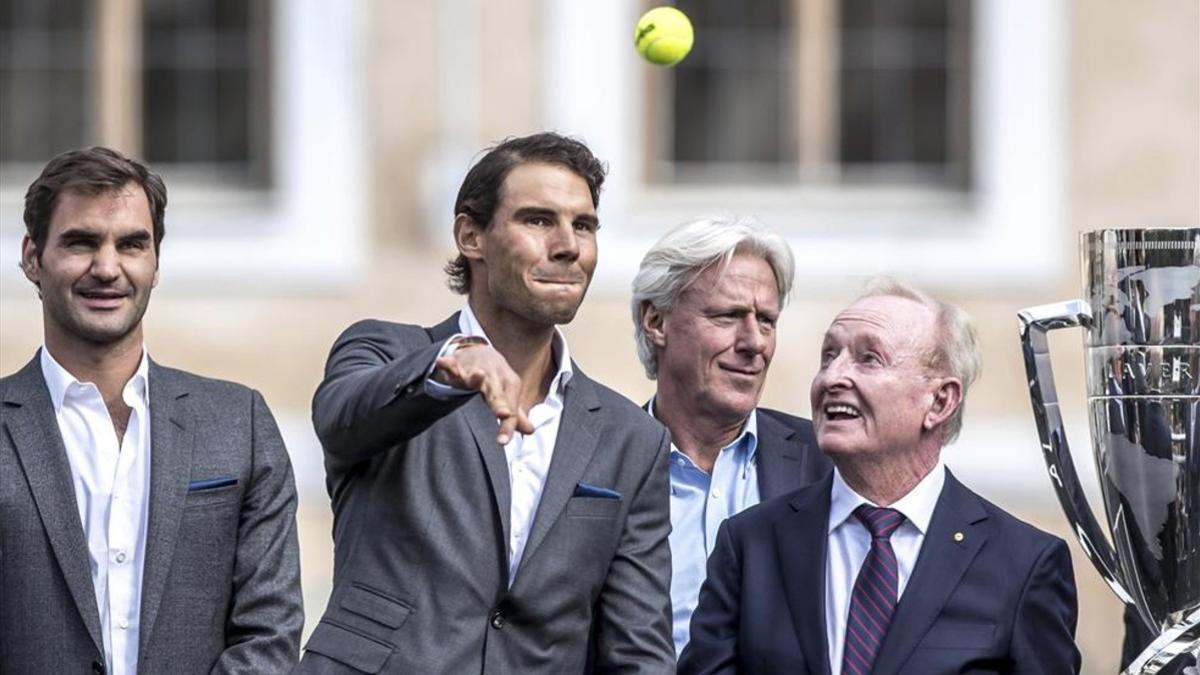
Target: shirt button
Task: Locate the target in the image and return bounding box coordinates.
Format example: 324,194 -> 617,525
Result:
490,610 -> 505,629
711,489 -> 721,499
115,551 -> 127,563
119,619 -> 129,630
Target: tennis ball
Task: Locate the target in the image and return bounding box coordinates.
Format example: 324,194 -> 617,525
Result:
634,7 -> 694,66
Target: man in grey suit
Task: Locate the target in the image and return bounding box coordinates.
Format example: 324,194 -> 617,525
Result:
299,132 -> 674,673
630,216 -> 831,655
0,147 -> 303,674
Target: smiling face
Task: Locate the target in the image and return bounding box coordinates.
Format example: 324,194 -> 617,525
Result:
22,183 -> 159,353
647,252 -> 780,426
458,161 -> 598,329
810,294 -> 955,463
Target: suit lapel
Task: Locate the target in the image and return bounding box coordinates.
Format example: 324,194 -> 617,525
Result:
756,411 -> 812,500
514,367 -> 602,580
872,471 -> 989,675
3,354 -> 105,654
460,396 -> 512,550
138,361 -> 195,656
776,475 -> 835,675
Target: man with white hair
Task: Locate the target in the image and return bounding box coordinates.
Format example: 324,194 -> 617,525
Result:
631,216 -> 831,656
679,278 -> 1081,674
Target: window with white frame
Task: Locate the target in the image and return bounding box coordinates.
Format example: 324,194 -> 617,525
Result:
652,0 -> 972,190
0,0 -> 363,287
0,0 -> 271,187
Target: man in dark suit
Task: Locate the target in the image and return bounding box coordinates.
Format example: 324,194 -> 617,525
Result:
0,147 -> 302,674
630,216 -> 831,655
299,132 -> 674,673
679,278 -> 1081,675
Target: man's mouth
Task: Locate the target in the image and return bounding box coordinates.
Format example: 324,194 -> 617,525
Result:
823,403 -> 862,420
77,289 -> 129,308
720,364 -> 762,377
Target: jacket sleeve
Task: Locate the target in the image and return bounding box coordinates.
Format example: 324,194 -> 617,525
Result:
676,517 -> 742,675
312,319 -> 477,469
212,390 -> 304,674
1009,537 -> 1082,674
591,427 -> 676,674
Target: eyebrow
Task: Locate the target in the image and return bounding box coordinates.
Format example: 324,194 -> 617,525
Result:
512,206 -> 557,221
512,206 -> 599,229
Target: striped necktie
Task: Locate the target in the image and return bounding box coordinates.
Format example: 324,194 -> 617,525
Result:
842,504 -> 906,675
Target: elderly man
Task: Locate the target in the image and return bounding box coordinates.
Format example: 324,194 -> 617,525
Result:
679,279 -> 1081,675
631,216 -> 831,656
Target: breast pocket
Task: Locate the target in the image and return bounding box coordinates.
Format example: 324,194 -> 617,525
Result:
566,495 -> 622,519
184,482 -> 241,508
919,621 -> 997,649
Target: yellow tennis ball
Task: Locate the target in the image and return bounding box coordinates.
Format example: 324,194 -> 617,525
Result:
634,7 -> 694,66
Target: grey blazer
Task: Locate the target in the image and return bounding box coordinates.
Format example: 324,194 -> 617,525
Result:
0,354 -> 303,674
298,314 -> 674,674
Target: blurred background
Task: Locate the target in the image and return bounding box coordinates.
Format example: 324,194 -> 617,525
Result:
0,0 -> 1196,670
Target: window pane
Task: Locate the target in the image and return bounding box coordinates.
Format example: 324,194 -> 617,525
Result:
141,0 -> 270,185
839,0 -> 971,186
668,0 -> 797,181
0,0 -> 92,163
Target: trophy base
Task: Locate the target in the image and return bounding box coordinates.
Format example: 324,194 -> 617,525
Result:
1124,609 -> 1200,675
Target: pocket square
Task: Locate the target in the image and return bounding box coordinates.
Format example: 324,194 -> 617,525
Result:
573,482 -> 621,500
188,477 -> 238,492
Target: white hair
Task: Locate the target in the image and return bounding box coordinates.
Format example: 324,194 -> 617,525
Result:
856,276 -> 982,445
630,215 -> 795,378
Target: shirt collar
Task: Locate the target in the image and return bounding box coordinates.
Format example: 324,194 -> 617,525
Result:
458,303 -> 574,393
39,345 -> 150,413
648,396 -> 759,465
828,459 -> 946,535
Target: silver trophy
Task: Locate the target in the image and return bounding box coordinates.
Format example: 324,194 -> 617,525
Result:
1019,227 -> 1199,674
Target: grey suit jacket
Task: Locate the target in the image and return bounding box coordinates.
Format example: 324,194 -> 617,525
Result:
0,353 -> 303,674
299,314 -> 674,674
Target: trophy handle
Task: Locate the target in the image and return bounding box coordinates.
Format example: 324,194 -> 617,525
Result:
1017,300 -> 1134,605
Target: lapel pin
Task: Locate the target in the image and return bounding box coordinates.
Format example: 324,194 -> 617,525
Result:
953,532 -> 965,542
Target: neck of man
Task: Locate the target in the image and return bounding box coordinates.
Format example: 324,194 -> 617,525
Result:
468,297 -> 559,411
835,437 -> 941,506
654,386 -> 749,474
44,324 -> 143,415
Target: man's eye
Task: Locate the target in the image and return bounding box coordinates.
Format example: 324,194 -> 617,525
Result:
528,216 -> 551,227
573,221 -> 598,233
861,352 -> 883,365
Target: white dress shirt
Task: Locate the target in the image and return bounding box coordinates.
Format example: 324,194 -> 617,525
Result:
41,347 -> 152,675
824,461 -> 946,675
426,305 -> 573,585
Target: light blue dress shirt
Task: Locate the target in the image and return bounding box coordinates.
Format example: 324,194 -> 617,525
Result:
654,400 -> 760,657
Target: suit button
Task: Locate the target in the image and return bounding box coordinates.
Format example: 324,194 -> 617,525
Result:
92,662 -> 106,674
490,610 -> 504,629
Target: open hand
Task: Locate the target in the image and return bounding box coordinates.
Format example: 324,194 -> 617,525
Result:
434,343 -> 535,444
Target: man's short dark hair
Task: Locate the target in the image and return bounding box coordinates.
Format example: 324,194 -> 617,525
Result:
23,146 -> 167,258
445,132 -> 607,294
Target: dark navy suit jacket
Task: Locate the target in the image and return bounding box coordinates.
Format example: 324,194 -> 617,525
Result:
752,409 -> 833,499
678,471 -> 1081,675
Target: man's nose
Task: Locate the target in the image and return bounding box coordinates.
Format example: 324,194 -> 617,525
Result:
547,220 -> 580,262
736,316 -> 769,354
817,351 -> 852,389
89,244 -> 120,280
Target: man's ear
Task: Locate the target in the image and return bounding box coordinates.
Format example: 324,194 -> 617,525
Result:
20,235 -> 42,296
923,377 -> 963,431
453,213 -> 484,262
641,300 -> 668,348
